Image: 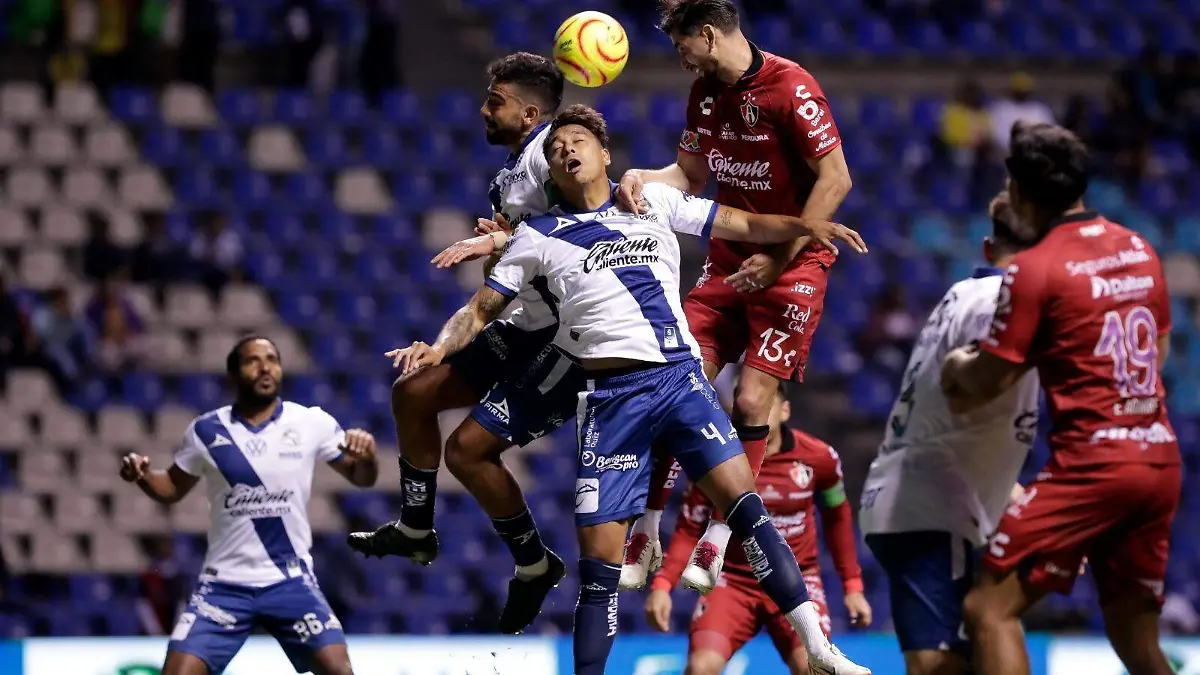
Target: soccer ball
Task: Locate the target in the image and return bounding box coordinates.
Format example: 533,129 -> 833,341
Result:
553,11 -> 629,87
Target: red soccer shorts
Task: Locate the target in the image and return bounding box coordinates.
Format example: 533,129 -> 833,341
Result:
684,256 -> 829,382
689,568 -> 831,662
983,460 -> 1181,606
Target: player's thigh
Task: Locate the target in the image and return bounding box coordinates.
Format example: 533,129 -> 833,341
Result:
574,378 -> 655,530
742,259 -> 829,382
257,576 -> 347,674
453,390 -> 518,466
161,651 -> 214,675
866,532 -> 973,657
684,278 -> 748,369
1091,464 -> 1181,610
166,582 -> 255,675
653,360 -> 746,487
487,346 -> 583,448
689,579 -> 761,664
578,520 -> 632,564
438,321 -> 529,404
393,361 -> 477,415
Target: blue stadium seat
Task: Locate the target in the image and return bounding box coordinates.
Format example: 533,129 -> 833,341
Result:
288,375 -> 339,409
958,20 -> 1004,56
849,369 -> 899,418
491,15 -> 539,52
361,127 -> 404,168
594,92 -> 641,135
415,131 -> 460,170
311,333 -> 358,371
286,172 -> 331,209
177,375 -> 225,411
1057,22 -> 1105,59
122,372 -> 165,412
906,20 -> 951,55
306,129 -> 349,168
646,92 -> 686,131
1107,20 -> 1145,57
1004,18 -> 1052,56
197,128 -> 243,167
856,16 -> 900,56
381,90 -> 423,130
232,170 -> 274,210
393,171 -> 436,210
273,290 -> 323,329
333,289 -> 378,325
909,213 -> 957,253
802,17 -> 849,55
858,96 -> 899,133
435,90 -> 479,131
141,127 -> 187,167
228,4 -> 271,44
1172,216 -> 1200,253
327,90 -> 371,127
107,87 -> 158,125
174,168 -> 219,208
217,88 -> 265,127
274,90 -> 316,126
295,250 -> 342,289
1118,209 -> 1165,249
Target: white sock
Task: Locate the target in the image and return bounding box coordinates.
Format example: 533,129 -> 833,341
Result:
637,509 -> 663,542
785,601 -> 832,656
697,521 -> 732,557
395,522 -> 431,539
515,556 -> 549,581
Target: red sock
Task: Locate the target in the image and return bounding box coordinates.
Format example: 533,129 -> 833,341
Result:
646,452 -> 681,511
711,424 -> 771,524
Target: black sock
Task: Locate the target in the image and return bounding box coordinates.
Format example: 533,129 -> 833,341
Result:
491,508 -> 548,571
398,457 -> 438,533
726,491 -> 810,612
573,557 -> 621,675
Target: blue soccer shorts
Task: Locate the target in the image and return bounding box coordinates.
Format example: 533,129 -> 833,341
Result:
866,531 -> 977,657
574,358 -> 745,527
167,571 -> 345,673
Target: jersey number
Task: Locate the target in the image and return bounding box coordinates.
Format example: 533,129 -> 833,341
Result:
700,422 -> 727,445
293,613 -> 326,642
1093,305 -> 1158,398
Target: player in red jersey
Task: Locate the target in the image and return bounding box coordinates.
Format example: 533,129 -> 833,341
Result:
616,0 -> 853,595
643,383 -> 872,674
942,122 -> 1181,675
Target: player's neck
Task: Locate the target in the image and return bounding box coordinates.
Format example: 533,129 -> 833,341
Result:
560,179 -> 613,212
232,397 -> 280,427
715,35 -> 754,84
509,119 -> 550,154
1033,200 -> 1087,234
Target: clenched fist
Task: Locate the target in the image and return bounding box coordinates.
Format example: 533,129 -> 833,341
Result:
339,429 -> 377,460
119,453 -> 150,482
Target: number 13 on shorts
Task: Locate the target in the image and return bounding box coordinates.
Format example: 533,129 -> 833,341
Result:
757,328 -> 797,367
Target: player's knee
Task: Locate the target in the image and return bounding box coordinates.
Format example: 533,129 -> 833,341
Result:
963,586 -> 1005,633
443,429 -> 472,477
732,376 -> 775,422
684,652 -> 726,675
391,375 -> 425,418
904,650 -> 967,675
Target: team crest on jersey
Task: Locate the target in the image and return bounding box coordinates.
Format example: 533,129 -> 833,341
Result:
740,96 -> 760,127
790,462 -> 814,489
679,129 -> 701,153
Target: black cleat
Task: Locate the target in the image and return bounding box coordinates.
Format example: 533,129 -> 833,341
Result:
346,521 -> 439,565
497,549 -> 567,634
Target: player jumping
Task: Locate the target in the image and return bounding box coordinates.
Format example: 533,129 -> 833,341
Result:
346,53 -> 578,633
118,336 -> 379,675
942,122 -> 1181,675
645,382 -> 872,675
859,190 -> 1039,675
616,0 -> 853,594
421,105 -> 869,675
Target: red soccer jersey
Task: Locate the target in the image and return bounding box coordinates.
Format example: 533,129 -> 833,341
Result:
982,212 -> 1179,468
678,45 -> 841,276
655,427 -> 862,592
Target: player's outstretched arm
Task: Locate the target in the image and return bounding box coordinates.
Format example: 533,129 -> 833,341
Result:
329,428 -> 379,487
432,218 -> 511,270
119,453 -> 199,504
940,346 -> 1031,414
709,204 -> 867,254
386,286 -> 513,375
617,151 -> 708,214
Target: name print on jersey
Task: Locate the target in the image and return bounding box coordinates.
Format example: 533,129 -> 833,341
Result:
706,149 -> 772,191
224,484 -> 295,518
583,235 -> 661,273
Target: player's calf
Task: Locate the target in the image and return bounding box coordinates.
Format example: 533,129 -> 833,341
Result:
1101,593 -> 1176,675
310,644 -> 355,675
575,520 -> 629,675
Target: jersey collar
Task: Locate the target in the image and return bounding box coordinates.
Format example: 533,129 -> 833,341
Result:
505,121 -> 551,169
972,266 -> 1004,278
231,398 -> 284,434
555,181 -> 618,217
739,42 -> 765,83
779,422 -> 794,452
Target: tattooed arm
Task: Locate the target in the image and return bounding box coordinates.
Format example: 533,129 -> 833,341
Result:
387,286 -> 513,375
708,204 -> 867,254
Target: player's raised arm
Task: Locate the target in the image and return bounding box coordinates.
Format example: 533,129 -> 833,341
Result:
119,425 -> 203,503
386,285 -> 513,375
616,151 -> 709,214
711,204 -> 866,253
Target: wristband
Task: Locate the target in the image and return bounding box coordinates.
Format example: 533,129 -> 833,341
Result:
488,230 -> 509,250
650,576 -> 674,593
843,577 -> 864,595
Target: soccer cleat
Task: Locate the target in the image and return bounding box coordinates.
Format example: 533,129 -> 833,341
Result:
808,642 -> 872,675
619,532 -> 662,590
346,521 -> 439,565
498,549 -> 567,634
680,541 -> 723,595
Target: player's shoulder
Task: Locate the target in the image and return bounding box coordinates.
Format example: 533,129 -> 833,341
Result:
761,50 -> 821,87
521,212 -> 564,238
787,428 -> 839,462
193,405 -> 231,426
281,401 -> 340,427
639,181 -> 684,205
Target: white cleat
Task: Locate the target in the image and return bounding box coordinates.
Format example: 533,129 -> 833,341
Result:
808,642 -> 872,675
680,541 -> 723,595
619,532 -> 662,590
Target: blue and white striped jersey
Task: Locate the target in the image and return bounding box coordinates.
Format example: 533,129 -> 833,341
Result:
487,182 -> 718,364
488,122 -> 558,333
173,401 -> 345,587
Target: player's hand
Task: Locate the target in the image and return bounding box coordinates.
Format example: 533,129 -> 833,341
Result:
474,213 -> 513,237
339,429 -> 376,460
644,588 -> 673,632
431,234 -> 498,268
1009,483 -> 1026,504
803,219 -> 868,255
940,347 -> 979,414
845,592 -> 873,628
616,170 -> 648,215
724,253 -> 785,293
385,341 -> 445,375
119,453 -> 150,482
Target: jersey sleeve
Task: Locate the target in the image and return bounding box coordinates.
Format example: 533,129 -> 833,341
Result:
812,442 -> 847,508
485,223 -> 543,298
641,182 -> 718,238
172,421 -> 207,477
677,81 -> 707,155
776,66 -> 841,161
310,407 -> 347,463
982,257 -> 1046,365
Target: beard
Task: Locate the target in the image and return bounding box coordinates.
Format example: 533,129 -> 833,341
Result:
485,123 -> 524,146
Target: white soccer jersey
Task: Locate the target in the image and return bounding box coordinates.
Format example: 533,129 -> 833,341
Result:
488,182 -> 718,364
859,269 -> 1041,546
489,122 -> 558,333
173,401 -> 346,587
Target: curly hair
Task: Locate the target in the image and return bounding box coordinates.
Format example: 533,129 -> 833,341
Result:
543,104 -> 611,157
657,0 -> 739,35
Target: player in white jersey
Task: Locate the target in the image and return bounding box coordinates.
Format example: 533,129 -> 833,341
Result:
409,105 -> 870,675
117,336 -> 379,675
348,53 -> 579,634
858,192 -> 1039,675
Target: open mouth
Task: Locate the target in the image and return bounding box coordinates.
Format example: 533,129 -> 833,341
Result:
566,158 -> 583,173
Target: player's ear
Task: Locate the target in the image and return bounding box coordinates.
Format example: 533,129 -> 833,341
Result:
701,25 -> 717,50
780,400 -> 791,422
602,147 -> 611,166
982,237 -> 994,266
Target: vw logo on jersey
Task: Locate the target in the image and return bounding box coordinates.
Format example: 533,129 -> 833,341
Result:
246,438 -> 268,457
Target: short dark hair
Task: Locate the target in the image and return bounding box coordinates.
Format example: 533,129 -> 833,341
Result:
487,52 -> 564,115
1005,122 -> 1090,214
543,104 -> 610,157
226,335 -> 279,375
658,0 -> 739,36
988,190 -> 1025,250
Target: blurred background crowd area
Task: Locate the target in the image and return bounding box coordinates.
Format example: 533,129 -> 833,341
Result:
0,0 -> 1198,643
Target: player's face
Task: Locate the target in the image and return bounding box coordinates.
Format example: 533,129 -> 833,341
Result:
234,339 -> 282,401
481,82 -> 530,146
766,395 -> 791,446
670,29 -> 719,77
546,125 -> 611,188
